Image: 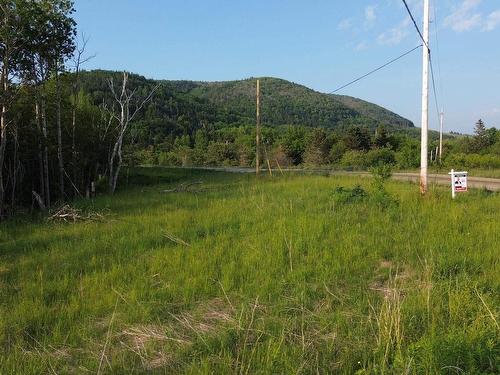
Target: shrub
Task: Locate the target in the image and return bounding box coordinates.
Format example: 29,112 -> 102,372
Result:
329,142 -> 347,164
340,150 -> 367,169
370,164 -> 398,209
444,153 -> 500,169
396,140 -> 420,169
158,151 -> 181,166
365,148 -> 396,167
332,185 -> 367,204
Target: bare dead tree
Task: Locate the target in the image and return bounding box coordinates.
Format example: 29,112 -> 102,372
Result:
106,72 -> 159,193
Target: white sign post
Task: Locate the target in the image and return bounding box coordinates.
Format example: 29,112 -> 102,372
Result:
449,169 -> 468,199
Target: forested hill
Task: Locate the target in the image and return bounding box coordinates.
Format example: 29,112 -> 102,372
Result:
78,71 -> 414,133
333,95 -> 413,129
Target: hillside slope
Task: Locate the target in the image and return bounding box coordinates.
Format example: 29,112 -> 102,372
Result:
333,94 -> 413,129
188,77 -> 414,129
78,71 -> 414,133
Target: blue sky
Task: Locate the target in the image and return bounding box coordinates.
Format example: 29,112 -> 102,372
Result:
74,0 -> 500,134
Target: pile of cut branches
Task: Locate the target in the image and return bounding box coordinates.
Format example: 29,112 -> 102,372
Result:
48,205 -> 106,223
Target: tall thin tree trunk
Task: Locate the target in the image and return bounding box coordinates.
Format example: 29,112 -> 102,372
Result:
10,125 -> 18,208
56,64 -> 65,199
71,68 -> 80,196
108,135 -> 120,193
0,55 -> 8,218
72,94 -> 77,191
111,136 -> 123,193
35,101 -> 45,201
41,96 -> 50,208
0,100 -> 7,219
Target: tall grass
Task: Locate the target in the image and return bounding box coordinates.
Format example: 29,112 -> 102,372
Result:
0,168 -> 498,374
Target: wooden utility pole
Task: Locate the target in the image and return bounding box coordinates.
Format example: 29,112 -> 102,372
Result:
256,79 -> 261,176
419,0 -> 430,194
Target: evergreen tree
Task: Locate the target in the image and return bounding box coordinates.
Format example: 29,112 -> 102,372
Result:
344,126 -> 371,151
374,124 -> 390,148
472,119 -> 490,152
304,128 -> 331,165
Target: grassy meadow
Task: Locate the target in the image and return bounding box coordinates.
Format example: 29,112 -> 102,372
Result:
0,168 -> 499,374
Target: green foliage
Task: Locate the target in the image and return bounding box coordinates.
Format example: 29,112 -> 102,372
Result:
370,163 -> 393,184
1,169 -> 498,373
373,124 -> 391,148
334,95 -> 414,129
470,119 -> 491,153
280,126 -> 307,165
365,148 -> 396,167
332,185 -> 367,204
304,128 -> 332,165
329,141 -> 347,164
444,153 -> 500,169
343,126 -> 372,151
370,164 -> 398,209
396,138 -> 420,169
340,150 -> 367,169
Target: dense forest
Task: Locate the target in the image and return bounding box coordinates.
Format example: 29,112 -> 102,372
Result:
1,1 -> 499,218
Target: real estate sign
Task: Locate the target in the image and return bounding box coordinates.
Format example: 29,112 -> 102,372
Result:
449,170 -> 468,198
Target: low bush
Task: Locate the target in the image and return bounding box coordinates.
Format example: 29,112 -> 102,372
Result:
332,185 -> 367,204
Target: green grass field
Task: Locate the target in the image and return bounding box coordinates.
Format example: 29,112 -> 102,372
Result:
1,168 -> 499,374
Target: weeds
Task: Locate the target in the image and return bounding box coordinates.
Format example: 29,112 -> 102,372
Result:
0,168 -> 498,374
332,185 -> 367,204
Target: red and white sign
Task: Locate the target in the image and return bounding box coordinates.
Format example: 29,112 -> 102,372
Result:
454,174 -> 467,192
449,170 -> 468,198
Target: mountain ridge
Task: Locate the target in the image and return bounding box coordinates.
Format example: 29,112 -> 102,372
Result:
79,71 -> 415,134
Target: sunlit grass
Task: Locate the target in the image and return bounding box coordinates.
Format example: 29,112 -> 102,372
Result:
1,168 -> 499,374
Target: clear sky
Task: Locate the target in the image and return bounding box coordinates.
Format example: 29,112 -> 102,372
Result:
73,0 -> 500,134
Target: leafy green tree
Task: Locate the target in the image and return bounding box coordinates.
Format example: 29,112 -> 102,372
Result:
365,148 -> 396,167
0,0 -> 22,216
18,0 -> 76,206
329,141 -> 347,164
0,0 -> 76,213
281,126 -> 307,165
396,139 -> 420,169
192,129 -> 209,165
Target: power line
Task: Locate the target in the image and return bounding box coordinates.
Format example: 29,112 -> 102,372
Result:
430,57 -> 440,124
402,0 -> 441,126
329,44 -> 422,94
401,0 -> 429,51
432,1 -> 444,106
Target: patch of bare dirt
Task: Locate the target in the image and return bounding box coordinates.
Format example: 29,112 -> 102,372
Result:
120,297 -> 236,370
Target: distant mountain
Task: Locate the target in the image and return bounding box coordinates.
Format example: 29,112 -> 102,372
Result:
188,77 -> 414,130
332,94 -> 414,129
78,71 -> 414,136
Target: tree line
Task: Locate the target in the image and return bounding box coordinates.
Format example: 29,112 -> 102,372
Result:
1,2 -> 498,219
0,1 -> 156,218
127,120 -> 500,173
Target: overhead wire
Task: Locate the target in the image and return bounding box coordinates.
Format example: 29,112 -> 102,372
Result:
429,57 -> 441,122
329,0 -> 444,122
402,0 -> 442,127
432,0 -> 444,109
329,44 -> 423,94
402,0 -> 429,52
